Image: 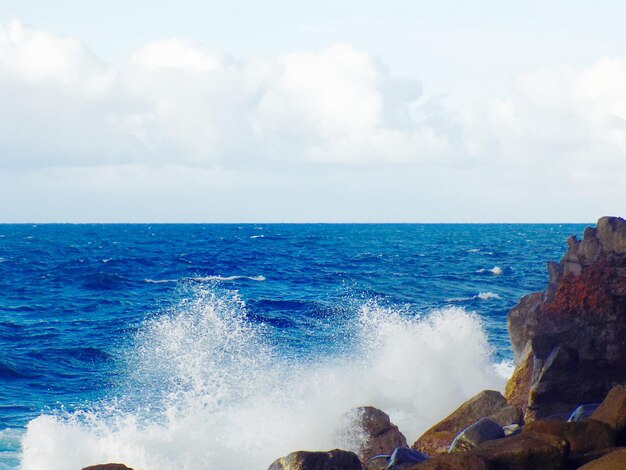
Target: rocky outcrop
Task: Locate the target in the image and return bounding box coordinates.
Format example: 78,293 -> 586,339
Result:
268,449 -> 361,470
412,390 -> 522,455
405,452 -> 494,469
506,216 -> 626,420
345,406 -> 407,463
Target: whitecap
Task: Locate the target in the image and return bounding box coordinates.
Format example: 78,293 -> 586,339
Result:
144,279 -> 178,284
490,266 -> 503,275
191,275 -> 266,282
250,235 -> 264,239
476,292 -> 501,301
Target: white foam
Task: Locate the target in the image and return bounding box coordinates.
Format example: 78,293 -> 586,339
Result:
476,292 -> 501,301
250,235 -> 264,239
144,279 -> 178,284
468,248 -> 480,253
20,289 -> 504,470
191,275 -> 266,282
490,266 -> 503,275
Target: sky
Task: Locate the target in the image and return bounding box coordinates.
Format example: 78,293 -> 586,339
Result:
1,1 -> 626,222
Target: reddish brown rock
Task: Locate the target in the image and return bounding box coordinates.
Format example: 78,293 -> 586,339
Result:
471,432 -> 569,470
591,385 -> 626,433
405,452 -> 493,469
577,447 -> 626,469
523,419 -> 615,454
82,465 -> 134,470
268,449 -> 361,470
566,447 -> 625,469
413,390 -> 522,456
343,406 -> 407,463
506,217 -> 626,420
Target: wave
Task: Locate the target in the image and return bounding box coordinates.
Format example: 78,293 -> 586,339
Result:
20,287 -> 504,470
445,291 -> 502,302
191,275 -> 266,282
476,266 -> 503,275
144,275 -> 266,284
250,235 -> 264,239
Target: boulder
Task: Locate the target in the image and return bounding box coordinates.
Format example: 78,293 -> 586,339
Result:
268,449 -> 361,470
566,447 -> 625,469
577,448 -> 626,469
471,432 -> 569,470
364,454 -> 390,470
567,403 -> 600,422
590,385 -> 626,432
405,452 -> 493,469
413,390 -> 522,456
387,447 -> 429,468
523,419 -> 615,454
448,418 -> 504,452
505,217 -> 626,420
343,406 -> 407,463
82,465 -> 134,470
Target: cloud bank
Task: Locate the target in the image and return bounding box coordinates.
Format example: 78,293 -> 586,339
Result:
1,20 -> 625,221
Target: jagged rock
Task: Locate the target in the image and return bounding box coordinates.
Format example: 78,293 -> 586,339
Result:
590,385 -> 626,433
449,417 -> 504,452
505,216 -> 626,420
412,390 -> 522,456
567,403 -> 600,422
577,447 -> 626,469
471,432 -> 569,470
81,465 -> 134,470
342,406 -> 407,463
405,452 -> 493,469
268,449 -> 361,470
523,419 -> 615,454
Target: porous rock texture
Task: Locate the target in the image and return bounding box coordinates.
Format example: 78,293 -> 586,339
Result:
506,216 -> 626,420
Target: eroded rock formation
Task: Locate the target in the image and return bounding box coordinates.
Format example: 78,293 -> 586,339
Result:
506,216 -> 626,420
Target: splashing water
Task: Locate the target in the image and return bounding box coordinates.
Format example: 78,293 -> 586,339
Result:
20,286 -> 505,470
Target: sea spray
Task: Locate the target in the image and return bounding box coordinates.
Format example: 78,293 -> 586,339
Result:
21,285 -> 505,470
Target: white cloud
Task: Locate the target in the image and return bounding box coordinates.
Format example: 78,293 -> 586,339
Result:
0,21 -> 447,169
1,20 -> 626,221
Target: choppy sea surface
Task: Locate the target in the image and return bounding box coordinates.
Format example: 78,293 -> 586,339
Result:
0,223 -> 586,469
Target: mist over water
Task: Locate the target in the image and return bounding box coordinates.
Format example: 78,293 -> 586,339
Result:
20,285 -> 505,470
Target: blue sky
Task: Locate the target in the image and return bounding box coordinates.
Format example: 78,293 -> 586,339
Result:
1,1 -> 625,222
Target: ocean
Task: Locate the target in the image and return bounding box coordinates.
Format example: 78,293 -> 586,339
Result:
0,223 -> 586,469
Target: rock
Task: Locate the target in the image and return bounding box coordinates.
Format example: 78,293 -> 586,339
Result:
387,447 -> 429,468
364,454 -> 389,470
504,343 -> 533,412
448,418 -> 504,452
413,390 -> 522,456
81,465 -> 134,470
405,452 -> 494,469
343,406 -> 407,463
577,447 -> 626,469
505,217 -> 626,420
503,424 -> 521,436
523,419 -> 615,454
566,447 -> 625,469
567,403 -> 600,422
268,449 -> 361,470
590,385 -> 626,432
471,432 -> 568,470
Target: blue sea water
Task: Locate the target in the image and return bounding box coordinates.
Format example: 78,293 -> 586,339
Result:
0,223 -> 586,469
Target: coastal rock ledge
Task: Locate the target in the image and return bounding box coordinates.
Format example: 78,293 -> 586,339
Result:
506,216 -> 626,421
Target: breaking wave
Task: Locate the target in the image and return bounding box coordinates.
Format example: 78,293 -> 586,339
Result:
20,286 -> 505,470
